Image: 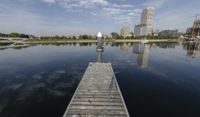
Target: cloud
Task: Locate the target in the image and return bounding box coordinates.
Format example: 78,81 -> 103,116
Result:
0,0 -> 142,34
58,0 -> 108,9
154,10 -> 193,32
80,0 -> 108,6
0,3 -> 92,35
152,0 -> 200,32
100,4 -> 141,24
2,0 -> 198,35
142,0 -> 171,9
41,0 -> 56,3
112,4 -> 134,8
48,0 -> 139,25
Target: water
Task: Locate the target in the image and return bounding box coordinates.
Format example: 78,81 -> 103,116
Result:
0,42 -> 200,117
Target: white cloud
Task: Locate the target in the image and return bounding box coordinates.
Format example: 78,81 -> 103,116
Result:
80,0 -> 108,6
41,0 -> 56,3
4,0 -> 197,34
154,8 -> 197,32
103,7 -> 122,15
100,4 -> 141,25
12,0 -> 139,26
142,0 -> 171,9
58,0 -> 108,9
0,4 -> 91,36
112,4 -> 133,8
52,0 -> 139,25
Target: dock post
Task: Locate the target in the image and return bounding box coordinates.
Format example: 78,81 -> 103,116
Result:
96,32 -> 104,63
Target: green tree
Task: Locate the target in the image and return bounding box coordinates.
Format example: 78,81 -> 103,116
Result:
111,32 -> 119,39
88,35 -> 93,40
72,36 -> 77,40
9,32 -> 20,37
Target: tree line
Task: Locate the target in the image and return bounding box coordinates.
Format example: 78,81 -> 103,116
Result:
38,35 -> 98,40
0,32 -> 35,38
1,32 -> 181,40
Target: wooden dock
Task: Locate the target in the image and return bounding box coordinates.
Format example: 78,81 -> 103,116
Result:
63,63 -> 129,117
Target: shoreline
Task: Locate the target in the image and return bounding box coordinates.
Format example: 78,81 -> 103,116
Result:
0,39 -> 183,49
24,39 -> 178,44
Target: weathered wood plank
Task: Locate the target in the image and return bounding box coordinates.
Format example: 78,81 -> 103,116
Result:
63,63 -> 129,117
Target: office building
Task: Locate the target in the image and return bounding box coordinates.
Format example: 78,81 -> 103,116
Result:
134,7 -> 154,36
134,24 -> 147,36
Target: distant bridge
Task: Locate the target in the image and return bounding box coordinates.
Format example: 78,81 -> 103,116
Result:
0,37 -> 28,43
0,37 -> 29,49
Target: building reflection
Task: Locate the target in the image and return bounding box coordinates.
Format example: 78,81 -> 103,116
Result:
120,43 -> 131,52
133,43 -> 150,68
156,43 -> 176,49
184,42 -> 200,58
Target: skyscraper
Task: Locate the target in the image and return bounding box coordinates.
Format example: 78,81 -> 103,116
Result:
134,7 -> 154,36
186,18 -> 200,37
141,7 -> 154,34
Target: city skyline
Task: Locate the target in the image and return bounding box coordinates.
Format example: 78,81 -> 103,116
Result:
0,0 -> 200,36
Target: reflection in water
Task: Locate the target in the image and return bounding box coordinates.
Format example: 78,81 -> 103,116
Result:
185,42 -> 200,58
120,43 -> 130,52
0,42 -> 200,117
96,32 -> 104,63
133,43 -> 150,68
0,41 -> 29,49
156,43 -> 176,49
97,50 -> 104,63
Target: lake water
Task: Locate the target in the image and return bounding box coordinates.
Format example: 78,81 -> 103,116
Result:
0,42 -> 200,117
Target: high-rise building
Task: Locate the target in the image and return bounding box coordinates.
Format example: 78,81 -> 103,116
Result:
120,26 -> 131,37
134,7 -> 154,36
134,24 -> 147,36
186,19 -> 200,36
141,7 -> 154,35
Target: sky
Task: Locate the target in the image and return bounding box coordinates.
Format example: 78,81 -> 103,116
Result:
0,0 -> 200,36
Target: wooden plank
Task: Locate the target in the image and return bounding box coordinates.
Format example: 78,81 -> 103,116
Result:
63,63 -> 129,117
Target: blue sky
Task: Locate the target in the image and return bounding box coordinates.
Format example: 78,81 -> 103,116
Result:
0,0 -> 200,36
